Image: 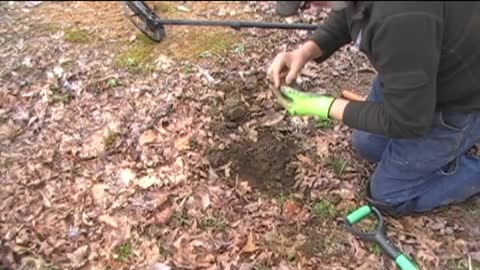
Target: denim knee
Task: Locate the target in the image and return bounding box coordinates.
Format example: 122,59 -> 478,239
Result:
368,175 -> 390,203
352,129 -> 368,159
367,179 -> 418,217
352,129 -> 386,163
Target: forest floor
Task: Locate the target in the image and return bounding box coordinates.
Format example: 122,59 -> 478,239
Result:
1,1 -> 480,270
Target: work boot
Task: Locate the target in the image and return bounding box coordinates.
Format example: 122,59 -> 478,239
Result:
275,1 -> 304,17
363,180 -> 402,218
364,180 -> 427,218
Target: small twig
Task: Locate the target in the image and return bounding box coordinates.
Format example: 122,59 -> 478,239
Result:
469,254 -> 472,270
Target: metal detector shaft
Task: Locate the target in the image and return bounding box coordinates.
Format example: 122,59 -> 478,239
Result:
153,19 -> 319,31
123,1 -> 319,42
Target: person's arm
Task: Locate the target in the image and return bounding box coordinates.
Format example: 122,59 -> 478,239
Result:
343,13 -> 443,138
306,8 -> 352,63
329,98 -> 350,120
268,6 -> 351,88
298,40 -> 323,62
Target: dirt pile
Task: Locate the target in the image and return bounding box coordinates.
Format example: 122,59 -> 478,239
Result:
208,128 -> 298,194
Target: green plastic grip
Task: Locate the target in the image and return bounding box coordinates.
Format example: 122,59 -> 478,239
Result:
346,205 -> 372,224
395,254 -> 418,270
346,205 -> 419,270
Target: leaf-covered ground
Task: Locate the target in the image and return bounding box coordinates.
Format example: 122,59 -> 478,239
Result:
1,2 -> 480,270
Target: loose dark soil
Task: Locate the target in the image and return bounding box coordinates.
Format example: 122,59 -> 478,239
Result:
208,128 -> 298,194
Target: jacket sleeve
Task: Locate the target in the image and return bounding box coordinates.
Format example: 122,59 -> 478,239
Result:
343,13 -> 443,138
307,9 -> 352,63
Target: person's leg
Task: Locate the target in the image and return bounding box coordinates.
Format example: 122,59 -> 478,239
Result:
275,1 -> 304,17
351,77 -> 389,163
369,111 -> 480,216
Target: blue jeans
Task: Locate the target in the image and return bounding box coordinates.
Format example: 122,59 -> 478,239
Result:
352,77 -> 480,216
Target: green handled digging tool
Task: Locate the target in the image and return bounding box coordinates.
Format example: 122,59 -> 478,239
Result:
345,205 -> 419,270
271,86 -> 417,269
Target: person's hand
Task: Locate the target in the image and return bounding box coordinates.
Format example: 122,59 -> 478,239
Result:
267,40 -> 323,89
277,86 -> 336,120
267,49 -> 310,89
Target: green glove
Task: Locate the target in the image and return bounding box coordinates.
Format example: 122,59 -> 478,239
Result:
280,86 -> 336,119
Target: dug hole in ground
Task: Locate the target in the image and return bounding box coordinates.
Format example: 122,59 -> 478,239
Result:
1,1 -> 480,270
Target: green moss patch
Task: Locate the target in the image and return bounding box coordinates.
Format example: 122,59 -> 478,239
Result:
64,29 -> 90,43
183,30 -> 239,59
312,199 -> 338,219
114,33 -> 157,73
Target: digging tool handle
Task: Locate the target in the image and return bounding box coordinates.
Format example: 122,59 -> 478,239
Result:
346,206 -> 419,270
342,90 -> 366,102
395,254 -> 419,270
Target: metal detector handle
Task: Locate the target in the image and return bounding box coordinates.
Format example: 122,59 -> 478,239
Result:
345,205 -> 419,270
155,19 -> 319,31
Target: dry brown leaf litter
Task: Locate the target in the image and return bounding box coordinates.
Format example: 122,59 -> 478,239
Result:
1,1 -> 480,270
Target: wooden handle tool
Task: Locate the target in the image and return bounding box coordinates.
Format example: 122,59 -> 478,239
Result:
341,90 -> 366,101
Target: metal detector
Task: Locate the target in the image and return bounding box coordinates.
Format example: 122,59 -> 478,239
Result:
122,1 -> 319,42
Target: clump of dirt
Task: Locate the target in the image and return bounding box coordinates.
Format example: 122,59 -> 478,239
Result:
223,91 -> 248,124
207,88 -> 251,137
207,129 -> 299,195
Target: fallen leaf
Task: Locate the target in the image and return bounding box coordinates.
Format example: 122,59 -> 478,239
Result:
277,260 -> 294,270
149,262 -> 172,270
417,249 -> 439,268
40,192 -> 52,208
356,254 -> 383,270
238,181 -> 252,195
260,110 -> 284,126
177,5 -> 190,12
200,192 -> 211,210
67,245 -> 89,268
283,199 -> 301,218
285,16 -> 298,24
53,66 -> 63,77
242,232 -> 257,253
296,154 -> 313,166
152,193 -> 169,208
246,127 -> 258,143
79,130 -> 105,159
139,129 -> 158,146
138,175 -> 161,189
156,54 -> 172,70
155,206 -> 175,225
91,184 -> 109,207
239,263 -> 254,270
174,135 -> 191,150
316,138 -> 330,158
98,215 -> 119,228
22,56 -> 32,67
208,167 -> 219,181
349,234 -> 366,259
68,227 -> 81,239
118,168 -> 136,186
